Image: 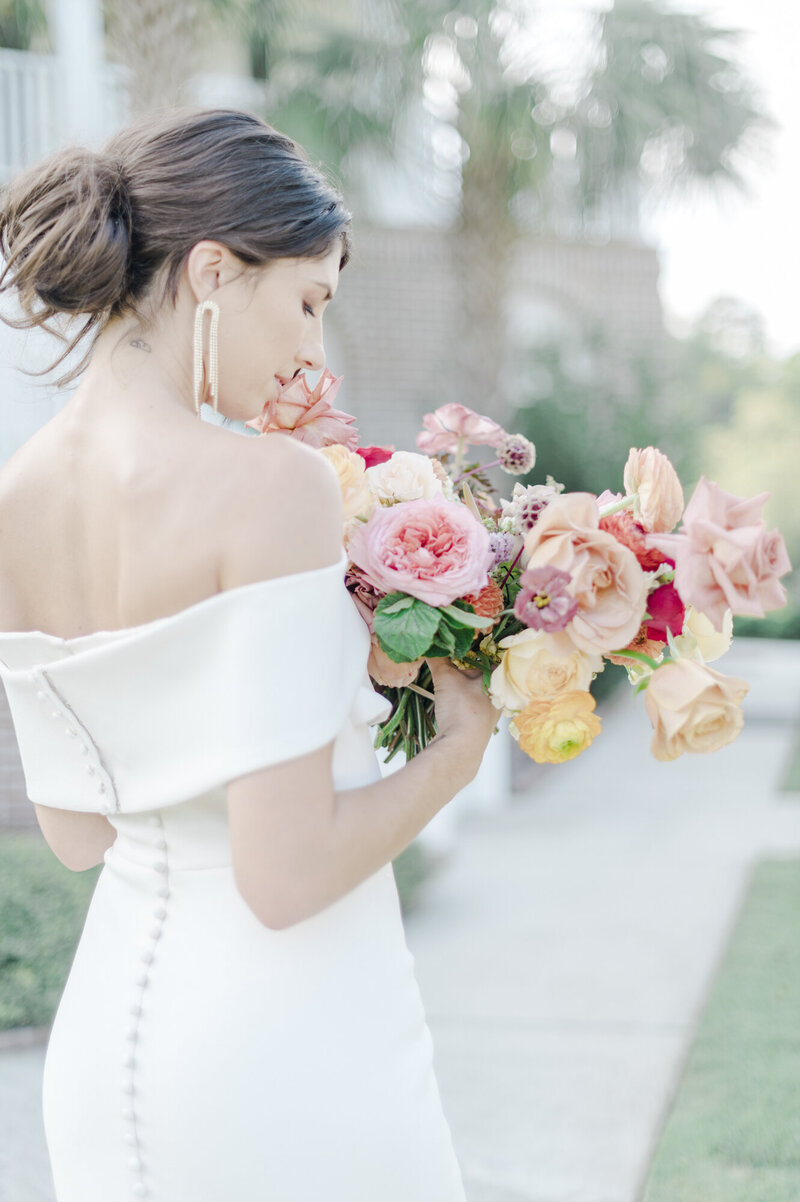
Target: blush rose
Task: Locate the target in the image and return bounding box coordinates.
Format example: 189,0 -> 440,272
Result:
346,495 -> 494,607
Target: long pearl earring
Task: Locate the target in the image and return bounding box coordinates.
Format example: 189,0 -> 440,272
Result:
193,298 -> 220,416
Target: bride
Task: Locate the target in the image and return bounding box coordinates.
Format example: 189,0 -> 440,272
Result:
0,107 -> 497,1200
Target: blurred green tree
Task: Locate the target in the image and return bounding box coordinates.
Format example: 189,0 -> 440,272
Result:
0,0 -> 46,50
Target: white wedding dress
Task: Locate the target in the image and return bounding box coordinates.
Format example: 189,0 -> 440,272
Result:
0,552 -> 467,1202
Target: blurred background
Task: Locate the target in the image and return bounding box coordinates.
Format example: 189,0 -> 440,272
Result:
1,3 -> 799,1201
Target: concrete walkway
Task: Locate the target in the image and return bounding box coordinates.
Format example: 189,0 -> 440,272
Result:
403,638 -> 800,1202
1,639 -> 799,1202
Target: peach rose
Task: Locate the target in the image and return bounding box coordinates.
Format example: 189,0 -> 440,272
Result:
647,478 -> 792,631
509,691 -> 602,764
523,493 -> 648,655
623,447 -> 684,533
368,639 -> 423,688
644,658 -> 749,761
319,445 -> 375,524
489,628 -> 603,716
245,369 -> 358,449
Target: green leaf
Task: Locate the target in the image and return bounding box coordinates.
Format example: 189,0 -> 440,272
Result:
374,594 -> 441,663
440,603 -> 492,630
429,621 -> 475,659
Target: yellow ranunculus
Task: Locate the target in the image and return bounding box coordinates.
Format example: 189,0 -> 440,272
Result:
509,691 -> 602,764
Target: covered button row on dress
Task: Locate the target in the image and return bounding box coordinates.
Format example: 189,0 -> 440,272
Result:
121,813 -> 171,1200
34,676 -> 118,815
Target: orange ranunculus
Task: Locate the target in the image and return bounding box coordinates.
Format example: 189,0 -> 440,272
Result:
509,690 -> 602,764
461,580 -> 505,628
643,658 -> 749,762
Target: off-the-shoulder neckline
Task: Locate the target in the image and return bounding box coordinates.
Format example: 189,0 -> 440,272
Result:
0,551 -> 348,647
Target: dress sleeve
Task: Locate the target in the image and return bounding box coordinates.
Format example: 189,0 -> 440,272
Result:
19,561 -> 382,814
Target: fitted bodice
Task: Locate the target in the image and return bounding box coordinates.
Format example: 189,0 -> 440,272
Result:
0,552 -> 391,816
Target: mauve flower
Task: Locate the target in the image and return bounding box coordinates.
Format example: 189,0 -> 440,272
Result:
523,493 -> 649,655
488,531 -> 518,567
356,444 -> 395,468
497,433 -> 536,475
623,447 -> 684,533
416,403 -> 506,455
347,495 -> 494,607
514,566 -> 578,633
645,583 -> 685,642
245,369 -> 358,449
345,564 -> 383,631
647,477 -> 793,631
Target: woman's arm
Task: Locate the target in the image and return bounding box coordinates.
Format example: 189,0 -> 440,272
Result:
34,804 -> 117,872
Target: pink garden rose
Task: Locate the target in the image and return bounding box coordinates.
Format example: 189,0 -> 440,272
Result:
523,493 -> 649,655
347,495 -> 494,607
623,447 -> 684,533
245,368 -> 359,449
415,403 -> 507,455
647,477 -> 792,631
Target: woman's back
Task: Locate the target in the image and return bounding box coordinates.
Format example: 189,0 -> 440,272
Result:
0,397 -> 277,640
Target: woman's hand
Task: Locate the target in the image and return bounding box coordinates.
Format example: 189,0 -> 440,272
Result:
425,656 -> 499,769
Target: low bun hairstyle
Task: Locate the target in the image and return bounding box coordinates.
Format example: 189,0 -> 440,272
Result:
0,108 -> 351,382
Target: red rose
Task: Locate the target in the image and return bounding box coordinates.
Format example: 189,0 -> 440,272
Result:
356,445 -> 395,469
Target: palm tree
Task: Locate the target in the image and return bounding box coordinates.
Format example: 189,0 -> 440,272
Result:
571,0 -> 771,233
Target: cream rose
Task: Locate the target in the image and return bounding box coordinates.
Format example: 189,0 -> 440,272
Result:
644,658 -> 749,761
672,606 -> 734,664
523,493 -> 648,655
623,447 -> 684,534
489,628 -> 603,716
319,445 -> 375,523
365,451 -> 444,505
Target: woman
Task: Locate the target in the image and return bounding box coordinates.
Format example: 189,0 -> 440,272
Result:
0,108 -> 497,1200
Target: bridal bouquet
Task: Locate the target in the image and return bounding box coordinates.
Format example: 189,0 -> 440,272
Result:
247,370 -> 792,765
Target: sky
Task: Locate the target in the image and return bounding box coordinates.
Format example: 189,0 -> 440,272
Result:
527,0 -> 799,355
643,0 -> 800,355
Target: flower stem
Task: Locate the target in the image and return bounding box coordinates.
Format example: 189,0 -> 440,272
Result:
454,459 -> 500,485
598,494 -> 637,519
407,682 -> 436,702
497,546 -> 525,589
453,436 -> 465,479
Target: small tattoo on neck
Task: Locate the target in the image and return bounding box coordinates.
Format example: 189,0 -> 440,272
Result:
130,338 -> 151,352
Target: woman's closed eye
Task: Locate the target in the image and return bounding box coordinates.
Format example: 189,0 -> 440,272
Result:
303,302 -> 316,317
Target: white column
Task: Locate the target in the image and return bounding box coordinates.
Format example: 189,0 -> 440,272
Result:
46,0 -> 105,145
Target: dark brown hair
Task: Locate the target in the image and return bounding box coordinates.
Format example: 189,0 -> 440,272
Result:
0,108 -> 351,382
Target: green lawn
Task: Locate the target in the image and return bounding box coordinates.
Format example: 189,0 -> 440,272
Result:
642,859 -> 800,1202
0,830 -> 434,1031
782,733 -> 800,793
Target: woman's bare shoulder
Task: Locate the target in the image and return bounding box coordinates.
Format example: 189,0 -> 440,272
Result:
210,432 -> 344,589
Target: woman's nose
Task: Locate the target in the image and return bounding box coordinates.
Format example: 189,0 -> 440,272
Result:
298,337 -> 325,374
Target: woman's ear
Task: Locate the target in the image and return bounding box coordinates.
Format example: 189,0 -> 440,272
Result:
185,241 -> 241,303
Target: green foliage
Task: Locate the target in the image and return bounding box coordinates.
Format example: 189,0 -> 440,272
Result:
0,0 -> 46,49
642,860 -> 800,1202
373,592 -> 487,664
0,833 -> 100,1030
514,336 -> 684,498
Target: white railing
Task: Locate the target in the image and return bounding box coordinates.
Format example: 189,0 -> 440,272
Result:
0,47 -> 268,187
0,48 -> 59,182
